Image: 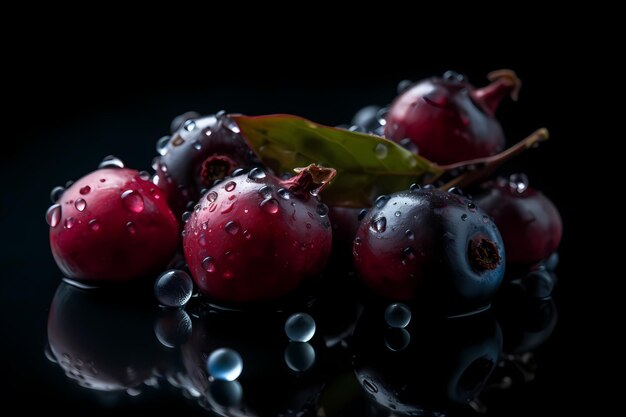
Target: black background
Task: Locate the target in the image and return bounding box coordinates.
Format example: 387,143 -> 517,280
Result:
0,46 -> 595,415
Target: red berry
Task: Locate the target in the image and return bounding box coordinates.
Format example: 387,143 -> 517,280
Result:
474,175 -> 562,265
183,165 -> 335,303
48,168 -> 179,282
384,70 -> 520,164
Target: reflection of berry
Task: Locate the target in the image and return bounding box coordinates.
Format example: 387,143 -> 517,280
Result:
475,175 -> 562,264
47,168 -> 179,282
183,166 -> 335,303
353,188 -> 505,311
385,70 -> 520,164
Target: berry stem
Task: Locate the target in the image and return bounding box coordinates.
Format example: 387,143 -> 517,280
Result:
437,128 -> 549,190
473,69 -> 522,115
282,164 -> 337,197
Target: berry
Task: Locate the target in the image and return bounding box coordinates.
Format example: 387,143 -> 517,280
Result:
474,174 -> 562,264
153,112 -> 257,217
384,70 -> 521,164
353,188 -> 505,312
48,167 -> 179,282
183,165 -> 335,303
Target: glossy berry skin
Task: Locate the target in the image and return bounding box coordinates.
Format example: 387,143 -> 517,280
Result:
474,178 -> 562,264
353,189 -> 505,312
385,70 -> 520,164
154,113 -> 256,217
183,168 -> 333,303
48,168 -> 179,282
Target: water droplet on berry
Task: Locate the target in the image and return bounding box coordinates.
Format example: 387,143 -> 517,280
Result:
374,143 -> 388,159
224,181 -> 236,192
258,185 -> 272,198
221,116 -> 241,134
376,107 -> 389,127
192,141 -> 202,150
375,195 -> 390,209
284,342 -> 315,372
98,155 -> 124,169
75,198 -> 87,211
79,185 -> 91,195
206,191 -> 218,202
248,168 -> 267,181
260,198 -> 280,214
461,214 -> 468,221
126,221 -> 137,234
409,183 -> 421,192
285,313 -> 316,342
207,348 -> 243,381
121,190 -> 145,213
182,211 -> 192,223
244,230 -> 252,240
88,219 -> 100,231
467,202 -> 476,212
64,217 -> 76,229
397,79 -> 413,93
225,221 -> 240,235
156,135 -> 170,155
448,186 -> 464,195
277,188 -> 291,200
316,203 -> 328,217
183,120 -> 196,132
402,247 -> 416,264
154,269 -> 193,307
509,173 -> 529,193
50,186 -> 65,202
220,199 -> 236,214
394,211 -> 401,217
46,204 -> 62,227
405,229 -> 414,240
358,209 -> 368,221
354,237 -> 362,246
202,256 -> 216,273
385,303 -> 412,328
370,216 -> 386,233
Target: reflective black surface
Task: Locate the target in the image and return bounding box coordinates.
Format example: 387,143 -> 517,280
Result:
2,68 -> 585,415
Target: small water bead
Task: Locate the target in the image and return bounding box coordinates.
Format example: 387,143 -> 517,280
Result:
138,171 -> 150,181
409,183 -> 421,192
316,203 -> 329,217
358,209 -> 368,221
461,214 -> 468,221
206,191 -> 218,202
384,302 -> 412,328
98,155 -> 124,169
258,185 -> 272,198
126,221 -> 137,234
405,229 -> 414,240
183,120 -> 196,132
154,269 -> 193,308
46,204 -> 62,227
369,216 -> 387,233
156,135 -> 170,155
376,107 -> 389,126
224,221 -> 240,235
224,181 -> 236,192
65,180 -> 74,188
154,310 -> 192,348
277,188 -> 291,200
260,198 -> 280,214
385,328 -> 411,352
202,256 -> 216,273
402,247 -> 416,263
394,211 -> 401,217
64,217 -> 76,229
231,168 -> 246,176
74,198 -> 87,212
374,143 -> 388,159
121,190 -> 145,213
207,348 -> 243,381
182,211 -> 192,223
375,195 -> 390,209
248,168 -> 267,181
284,313 -> 316,342
221,116 -> 241,134
509,173 -> 529,194
448,187 -> 464,195
467,202 -> 476,212
88,219 -> 100,231
207,380 -> 243,408
79,185 -> 91,195
284,342 -> 316,372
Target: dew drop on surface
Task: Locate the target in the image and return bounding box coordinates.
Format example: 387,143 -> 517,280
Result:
244,230 -> 252,240
78,185 -> 91,195
64,217 -> 76,229
394,211 -> 401,217
207,348 -> 243,381
374,143 -> 388,159
358,209 -> 368,221
207,191 -> 218,202
284,313 -> 316,342
154,269 -> 193,308
316,203 -> 329,217
121,190 -> 145,213
126,221 -> 136,234
376,107 -> 389,126
202,256 -> 216,273
248,167 -> 267,181
284,342 -> 316,372
183,120 -> 196,132
46,204 -> 62,227
509,173 -> 529,193
461,214 -> 468,221
224,181 -> 236,192
138,171 -> 150,181
220,199 -> 236,214
98,155 -> 124,169
448,186 -> 463,195
467,202 -> 476,212
182,211 -> 192,223
258,185 -> 272,197
221,116 -> 241,134
156,135 -> 170,155
192,141 -> 202,150
207,380 -> 243,407
409,183 -> 421,192
402,247 -> 416,264
75,198 -> 87,211
50,186 -> 65,202
88,219 -> 100,231
277,188 -> 291,200
375,195 -> 390,209
405,229 -> 414,240
385,327 -> 411,352
225,221 -> 240,235
385,303 -> 412,328
260,198 -> 280,214
369,216 -> 387,233
354,236 -> 362,246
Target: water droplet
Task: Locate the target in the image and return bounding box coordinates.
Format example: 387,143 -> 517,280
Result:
206,191 -> 218,202
394,211 -> 401,217
375,195 -> 390,209
154,269 -> 193,307
385,328 -> 411,352
244,230 -> 252,240
207,348 -> 243,381
358,209 -> 368,221
402,247 -> 416,263
79,185 -> 91,195
385,303 -> 412,328
461,214 -> 468,221
409,183 -> 421,192
64,217 -> 76,229
397,79 -> 413,93
260,198 -> 280,214
448,186 -> 464,195
126,221 -> 136,234
467,202 -> 476,212
258,185 -> 273,197
248,168 -> 267,181
154,309 -> 192,348
376,107 -> 389,126
88,219 -> 100,231
183,120 -> 196,132
316,203 -> 328,217
46,204 -> 62,227
482,215 -> 490,224
182,211 -> 192,223
75,198 -> 87,211
221,116 -> 241,134
202,256 -> 216,273
65,180 -> 74,188
284,342 -> 316,372
363,378 -> 379,393
160,162 -> 168,173
369,216 -> 386,233
509,173 -> 529,193
354,236 -> 362,246
50,186 -> 65,202
405,229 -> 414,240
374,143 -> 388,159
225,221 -> 240,235
285,313 -> 316,342
277,188 -> 291,200
220,199 -> 236,214
207,380 -> 243,407
224,181 -> 236,192
98,155 -> 124,169
121,190 -> 145,213
156,135 -> 170,155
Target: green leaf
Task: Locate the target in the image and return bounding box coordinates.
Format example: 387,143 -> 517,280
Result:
232,114 -> 443,207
